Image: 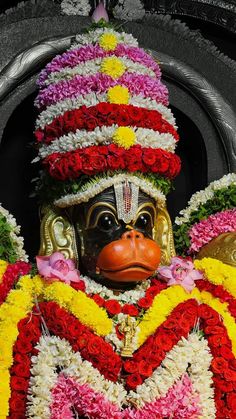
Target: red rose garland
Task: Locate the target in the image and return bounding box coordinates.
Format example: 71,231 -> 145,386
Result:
8,280 -> 236,418
43,144 -> 181,181
90,280 -> 167,317
196,279 -> 236,319
35,103 -> 179,144
0,261 -> 30,305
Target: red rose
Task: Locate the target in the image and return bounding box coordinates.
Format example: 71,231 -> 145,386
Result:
77,331 -> 90,349
220,346 -> 234,360
104,300 -> 121,316
108,144 -> 125,157
205,315 -> 220,326
35,130 -> 44,143
138,296 -> 153,309
87,335 -> 102,355
9,392 -> 25,412
92,294 -> 105,307
126,373 -> 142,390
127,106 -> 142,122
142,149 -> 156,167
138,360 -> 153,377
145,285 -> 161,299
224,368 -> 236,381
107,155 -> 125,170
208,334 -> 229,348
70,280 -> 86,291
227,393 -> 236,411
213,376 -> 233,392
154,331 -> 175,352
199,304 -> 213,319
124,360 -> 138,373
211,357 -> 229,374
122,304 -> 139,316
152,151 -> 169,174
148,350 -> 165,368
205,325 -> 226,335
14,339 -> 32,354
11,377 -> 28,392
11,362 -> 31,378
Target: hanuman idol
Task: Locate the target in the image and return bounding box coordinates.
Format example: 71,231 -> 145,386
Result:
0,24 -> 236,419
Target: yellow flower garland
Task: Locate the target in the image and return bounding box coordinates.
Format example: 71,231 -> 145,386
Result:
0,260 -> 8,284
194,257 -> 236,297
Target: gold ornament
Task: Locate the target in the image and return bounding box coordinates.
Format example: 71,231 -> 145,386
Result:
197,232 -> 236,267
38,204 -> 79,265
154,205 -> 176,265
119,316 -> 137,357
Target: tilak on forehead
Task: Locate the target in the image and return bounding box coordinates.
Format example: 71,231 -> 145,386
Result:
34,27 -> 181,208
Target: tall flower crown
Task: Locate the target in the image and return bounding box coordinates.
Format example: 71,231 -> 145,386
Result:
34,27 -> 181,207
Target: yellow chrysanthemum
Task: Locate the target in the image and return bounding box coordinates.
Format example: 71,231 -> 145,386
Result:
113,126 -> 136,149
99,32 -> 118,51
100,57 -> 126,79
107,85 -> 130,104
0,260 -> 8,283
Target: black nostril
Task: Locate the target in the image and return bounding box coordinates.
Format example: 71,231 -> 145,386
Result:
136,234 -> 140,238
127,234 -> 131,239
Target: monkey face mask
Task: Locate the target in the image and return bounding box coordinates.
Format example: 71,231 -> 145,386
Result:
72,183 -> 161,287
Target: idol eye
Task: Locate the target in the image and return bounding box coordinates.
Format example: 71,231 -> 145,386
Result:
135,214 -> 152,230
97,213 -> 117,231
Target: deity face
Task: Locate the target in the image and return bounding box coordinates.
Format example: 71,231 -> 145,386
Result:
71,186 -> 161,287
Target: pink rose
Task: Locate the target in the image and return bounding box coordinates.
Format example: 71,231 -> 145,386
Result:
157,256 -> 203,293
36,252 -> 81,284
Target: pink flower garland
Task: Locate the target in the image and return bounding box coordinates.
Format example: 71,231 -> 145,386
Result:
37,44 -> 161,88
189,208 -> 236,253
50,373 -> 201,419
35,73 -> 169,110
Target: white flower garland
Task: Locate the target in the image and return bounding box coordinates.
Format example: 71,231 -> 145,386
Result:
36,126 -> 176,160
27,332 -> 215,418
43,56 -> 156,87
54,173 -> 166,208
82,274 -> 150,303
113,0 -> 145,21
61,0 -> 91,16
35,93 -> 176,130
0,204 -> 28,262
72,28 -> 139,49
175,173 -> 236,226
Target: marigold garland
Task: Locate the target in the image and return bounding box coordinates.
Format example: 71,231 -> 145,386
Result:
0,260 -> 8,282
194,258 -> 236,297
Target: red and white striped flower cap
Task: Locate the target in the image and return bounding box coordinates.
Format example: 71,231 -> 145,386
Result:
34,28 -> 181,208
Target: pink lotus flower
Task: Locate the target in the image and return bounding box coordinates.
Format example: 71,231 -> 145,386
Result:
91,2 -> 109,22
36,252 -> 80,284
157,257 -> 203,293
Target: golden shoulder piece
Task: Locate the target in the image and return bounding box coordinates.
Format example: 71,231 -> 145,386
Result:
197,232 -> 236,267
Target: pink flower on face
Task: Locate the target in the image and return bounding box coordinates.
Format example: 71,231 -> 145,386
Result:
36,252 -> 81,284
157,257 -> 203,293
